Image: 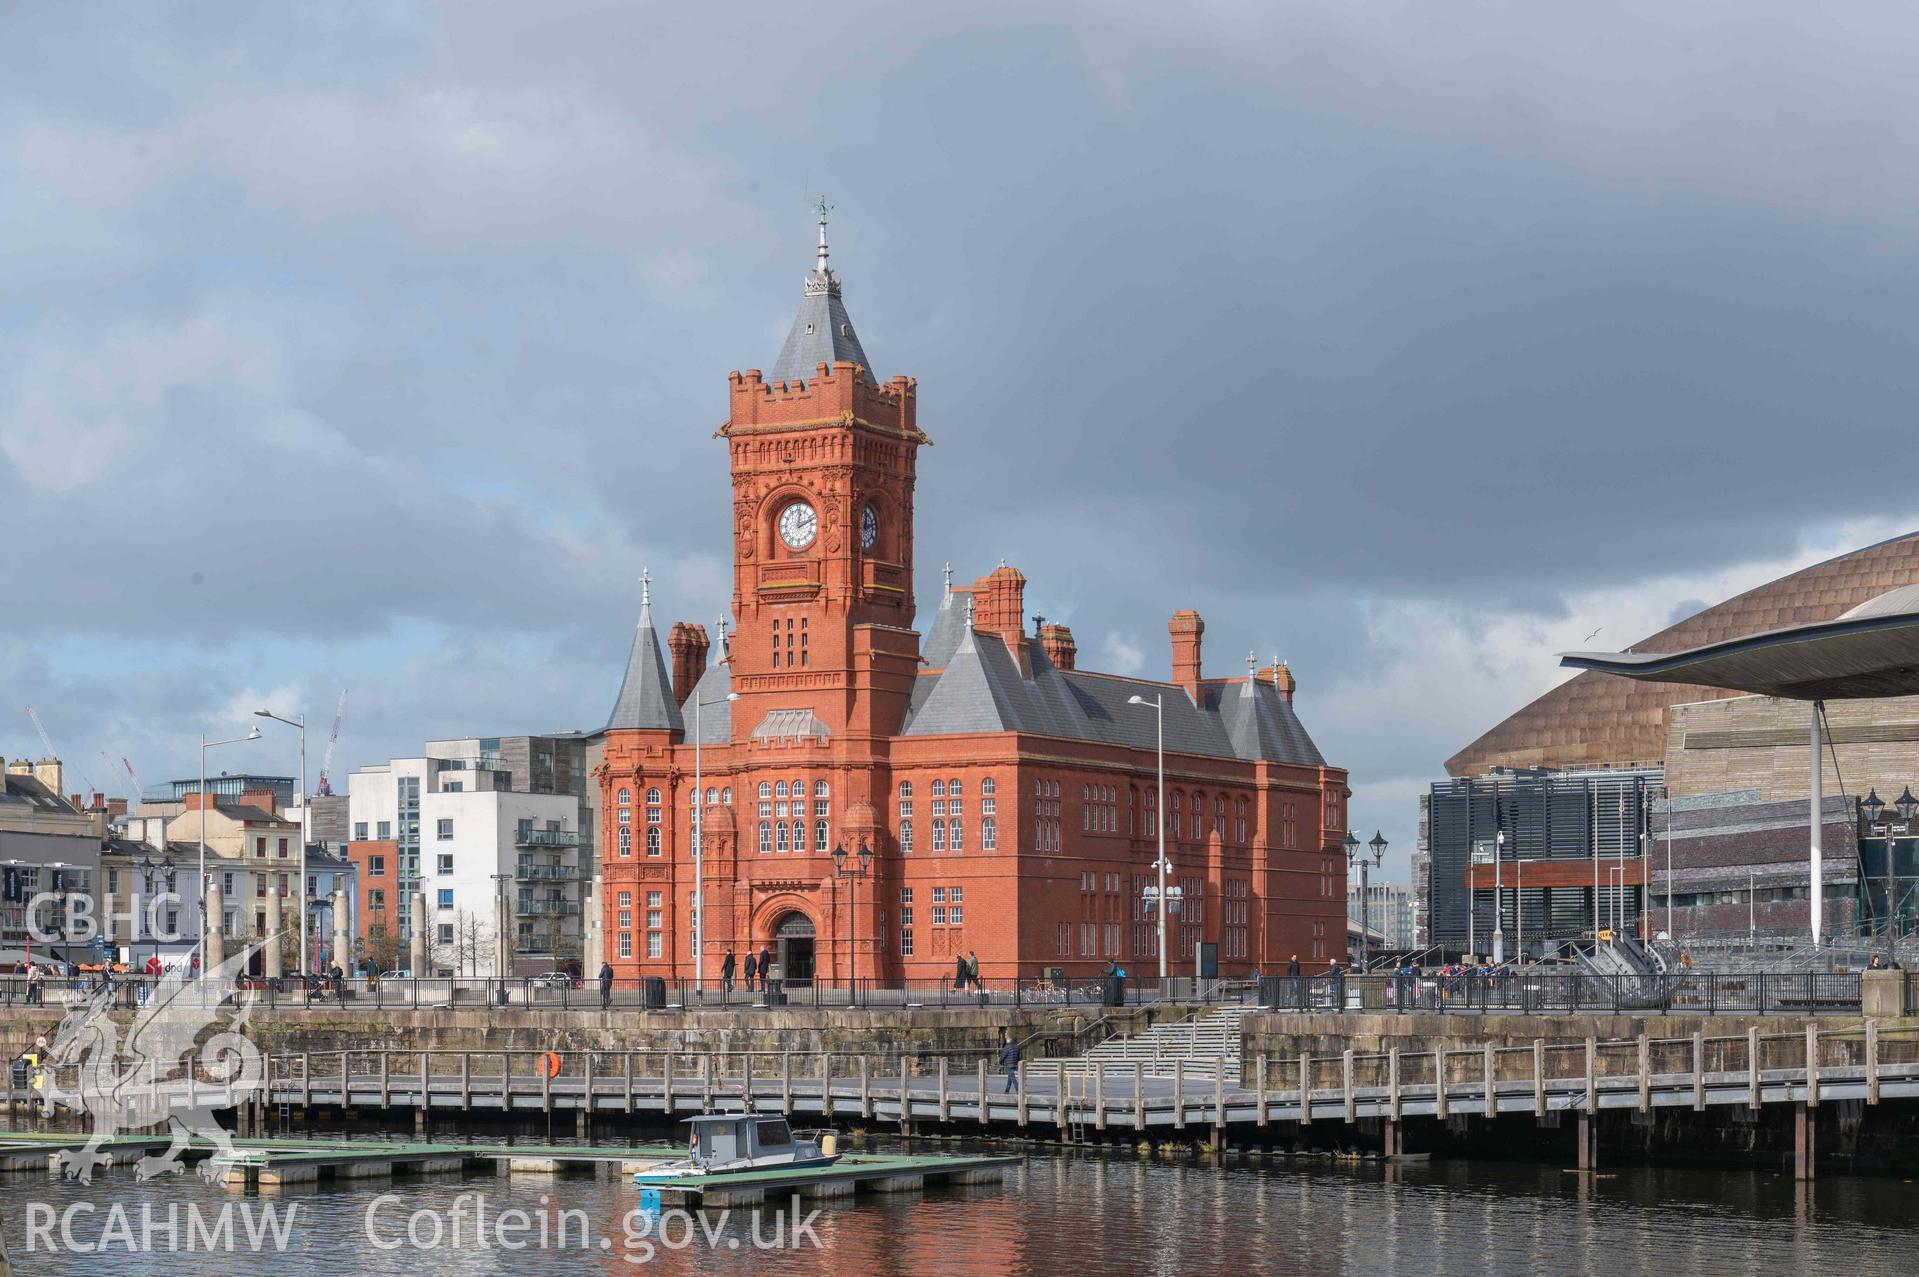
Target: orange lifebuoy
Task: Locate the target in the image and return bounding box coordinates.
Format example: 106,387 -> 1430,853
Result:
540,1051 -> 563,1079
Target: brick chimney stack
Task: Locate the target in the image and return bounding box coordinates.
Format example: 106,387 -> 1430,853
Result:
1038,623 -> 1077,670
1270,661 -> 1296,704
971,564 -> 1026,637
1169,611 -> 1205,701
668,622 -> 711,707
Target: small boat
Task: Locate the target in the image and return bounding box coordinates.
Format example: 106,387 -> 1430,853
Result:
634,1113 -> 840,1183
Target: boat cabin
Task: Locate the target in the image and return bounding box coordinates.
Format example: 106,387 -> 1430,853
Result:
675,1113 -> 833,1173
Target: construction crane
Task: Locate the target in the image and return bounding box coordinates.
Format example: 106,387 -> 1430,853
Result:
24,706 -> 94,795
316,689 -> 348,796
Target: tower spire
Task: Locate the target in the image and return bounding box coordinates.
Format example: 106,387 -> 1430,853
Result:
639,567 -> 652,616
815,196 -> 832,278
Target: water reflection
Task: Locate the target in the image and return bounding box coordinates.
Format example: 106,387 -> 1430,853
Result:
4,1138 -> 1915,1276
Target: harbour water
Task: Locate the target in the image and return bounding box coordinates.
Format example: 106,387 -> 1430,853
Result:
6,1137 -> 1915,1275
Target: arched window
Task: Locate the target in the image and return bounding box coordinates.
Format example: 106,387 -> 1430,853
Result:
1235,798 -> 1248,844
899,780 -> 913,797
618,827 -> 632,856
814,780 -> 830,797
981,777 -> 996,795
931,779 -> 946,797
1082,784 -> 1090,801
900,819 -> 913,853
776,823 -> 789,853
1214,795 -> 1226,836
931,820 -> 947,852
646,788 -> 661,804
617,788 -> 631,805
691,788 -> 702,808
645,827 -> 660,856
815,820 -> 828,852
759,823 -> 771,853
775,781 -> 789,798
790,820 -> 804,851
759,781 -> 772,799
791,777 -> 805,797
981,817 -> 997,850
949,817 -> 963,851
706,787 -> 718,805
721,787 -> 732,804
949,778 -> 962,795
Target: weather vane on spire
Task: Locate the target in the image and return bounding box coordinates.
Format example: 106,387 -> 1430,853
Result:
808,196 -> 836,293
639,566 -> 651,609
815,195 -> 832,226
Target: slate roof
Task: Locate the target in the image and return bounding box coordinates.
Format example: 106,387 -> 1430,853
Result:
686,660 -> 734,745
769,285 -> 877,385
919,585 -> 969,669
0,772 -> 79,815
901,624 -> 1325,766
606,596 -> 685,733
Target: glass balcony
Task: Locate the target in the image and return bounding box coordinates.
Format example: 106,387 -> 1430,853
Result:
514,863 -> 581,882
514,899 -> 583,917
514,828 -> 583,849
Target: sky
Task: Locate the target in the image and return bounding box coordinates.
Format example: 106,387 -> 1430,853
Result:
4,2 -> 1919,880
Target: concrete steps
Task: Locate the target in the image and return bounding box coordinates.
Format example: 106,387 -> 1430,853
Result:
1038,1006 -> 1253,1083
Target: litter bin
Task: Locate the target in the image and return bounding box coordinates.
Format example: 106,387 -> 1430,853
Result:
9,1057 -> 25,1089
1102,973 -> 1124,1007
642,976 -> 667,1009
763,981 -> 787,1007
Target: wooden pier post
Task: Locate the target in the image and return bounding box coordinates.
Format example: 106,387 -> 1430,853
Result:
1583,1037 -> 1596,1116
1134,1061 -> 1144,1130
1576,1110 -> 1596,1170
1172,1059 -> 1185,1131
1532,1040 -> 1544,1118
704,1054 -> 714,1111
1434,1047 -> 1448,1121
860,1056 -> 872,1120
1483,1043 -> 1496,1119
1636,1035 -> 1650,1114
1215,1060 -> 1226,1131
1017,1060 -> 1028,1127
543,1052 -> 553,1115
977,1060 -> 988,1125
1804,1025 -> 1819,1109
302,1051 -> 312,1110
821,1053 -> 833,1120
502,1052 -> 512,1114
637,1053 -> 646,1115
379,1051 -> 390,1110
1057,1065 -> 1070,1136
1748,1028 -> 1761,1109
1389,1048 -> 1402,1123
1692,1031 -> 1705,1111
1342,1050 -> 1355,1124
1299,1055 -> 1312,1125
938,1057 -> 949,1123
1095,1062 -> 1107,1131
1866,1021 -> 1880,1105
462,1053 -> 471,1111
1383,1118 -> 1399,1159
1257,1054 -> 1269,1127
1794,1103 -> 1817,1180
784,1053 -> 794,1114
580,1054 -> 594,1133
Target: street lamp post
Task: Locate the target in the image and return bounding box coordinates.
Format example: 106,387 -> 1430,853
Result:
1126,694 -> 1170,980
138,852 -> 173,974
1344,831 -> 1387,971
691,689 -> 740,996
199,727 -> 261,969
831,840 -> 873,1005
254,709 -> 308,971
1491,829 -> 1507,965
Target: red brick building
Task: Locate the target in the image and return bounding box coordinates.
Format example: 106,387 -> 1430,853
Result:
597,218 -> 1349,986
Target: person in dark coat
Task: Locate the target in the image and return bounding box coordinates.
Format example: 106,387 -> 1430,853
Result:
758,945 -> 774,989
1286,954 -> 1303,1010
742,950 -> 757,992
953,953 -> 969,992
599,960 -> 615,1008
720,947 -> 737,996
999,1033 -> 1023,1093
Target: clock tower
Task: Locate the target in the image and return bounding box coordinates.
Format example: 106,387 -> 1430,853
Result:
719,208 -> 929,740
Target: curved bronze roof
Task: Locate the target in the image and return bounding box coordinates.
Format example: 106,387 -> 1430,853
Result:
1445,531 -> 1919,776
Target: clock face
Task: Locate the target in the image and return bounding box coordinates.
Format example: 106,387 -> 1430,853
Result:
860,504 -> 878,551
777,501 -> 818,550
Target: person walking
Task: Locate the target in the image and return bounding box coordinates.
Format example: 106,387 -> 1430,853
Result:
967,951 -> 982,995
599,960 -> 615,1009
1285,954 -> 1302,1011
998,1033 -> 1023,1093
25,962 -> 43,1007
720,947 -> 736,997
758,944 -> 774,991
742,950 -> 757,993
953,953 -> 968,992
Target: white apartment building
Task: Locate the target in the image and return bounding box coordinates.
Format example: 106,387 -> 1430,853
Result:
347,740 -> 584,976
1348,880 -> 1420,951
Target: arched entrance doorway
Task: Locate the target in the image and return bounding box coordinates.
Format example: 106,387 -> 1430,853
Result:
772,911 -> 815,984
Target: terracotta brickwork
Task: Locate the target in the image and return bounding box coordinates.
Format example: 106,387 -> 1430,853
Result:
594,252 -> 1349,986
